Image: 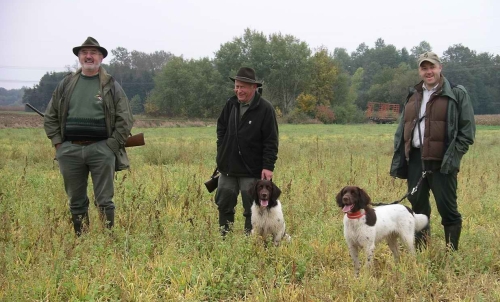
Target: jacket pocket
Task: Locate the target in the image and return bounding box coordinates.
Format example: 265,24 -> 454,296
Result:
450,148 -> 463,174
106,138 -> 130,171
390,150 -> 408,179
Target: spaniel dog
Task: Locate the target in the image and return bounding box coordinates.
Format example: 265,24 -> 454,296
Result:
249,180 -> 290,246
336,186 -> 428,275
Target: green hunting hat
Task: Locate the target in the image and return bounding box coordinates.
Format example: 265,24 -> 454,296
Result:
418,51 -> 441,66
229,67 -> 263,87
72,37 -> 108,58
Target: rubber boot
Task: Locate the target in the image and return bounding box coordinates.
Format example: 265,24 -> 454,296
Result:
99,207 -> 115,229
71,212 -> 89,236
415,224 -> 430,251
244,216 -> 252,236
218,212 -> 234,237
444,222 -> 462,251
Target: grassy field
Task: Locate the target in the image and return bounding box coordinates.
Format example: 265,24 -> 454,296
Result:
1,124 -> 499,301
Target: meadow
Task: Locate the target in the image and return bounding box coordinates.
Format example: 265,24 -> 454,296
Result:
0,124 -> 499,301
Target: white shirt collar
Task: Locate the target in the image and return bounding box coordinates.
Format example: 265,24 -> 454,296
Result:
422,82 -> 439,93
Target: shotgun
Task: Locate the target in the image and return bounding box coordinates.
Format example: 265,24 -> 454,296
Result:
25,103 -> 145,147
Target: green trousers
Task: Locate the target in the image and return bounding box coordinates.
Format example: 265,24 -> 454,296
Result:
56,140 -> 116,215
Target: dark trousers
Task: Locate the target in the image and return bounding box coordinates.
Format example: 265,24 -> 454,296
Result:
215,174 -> 258,231
407,148 -> 462,226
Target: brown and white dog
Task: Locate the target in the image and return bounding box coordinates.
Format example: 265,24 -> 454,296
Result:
249,180 -> 291,246
336,186 -> 428,275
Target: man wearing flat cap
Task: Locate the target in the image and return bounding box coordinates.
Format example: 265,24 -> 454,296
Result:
215,67 -> 279,236
44,37 -> 134,236
390,52 -> 475,251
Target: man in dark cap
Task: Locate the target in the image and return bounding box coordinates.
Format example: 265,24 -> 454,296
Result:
44,37 -> 134,236
215,67 -> 279,236
390,52 -> 475,251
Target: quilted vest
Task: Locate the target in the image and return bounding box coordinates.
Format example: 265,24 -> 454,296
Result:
403,78 -> 448,161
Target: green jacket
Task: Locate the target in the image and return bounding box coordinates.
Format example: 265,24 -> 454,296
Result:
390,76 -> 475,177
44,67 -> 134,171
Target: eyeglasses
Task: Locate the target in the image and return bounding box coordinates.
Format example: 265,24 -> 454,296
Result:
79,50 -> 101,56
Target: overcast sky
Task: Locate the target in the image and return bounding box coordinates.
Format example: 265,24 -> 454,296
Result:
1,0 -> 499,90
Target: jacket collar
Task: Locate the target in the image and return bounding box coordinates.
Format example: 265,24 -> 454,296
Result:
74,67 -> 112,88
440,76 -> 458,103
230,91 -> 262,110
414,75 -> 457,104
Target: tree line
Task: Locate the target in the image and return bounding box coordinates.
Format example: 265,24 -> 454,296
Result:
0,88 -> 24,106
21,29 -> 500,122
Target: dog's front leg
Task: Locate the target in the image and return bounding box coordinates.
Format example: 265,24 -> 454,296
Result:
364,243 -> 376,270
347,243 -> 361,276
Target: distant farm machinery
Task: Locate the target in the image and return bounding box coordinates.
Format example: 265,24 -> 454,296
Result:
366,102 -> 400,124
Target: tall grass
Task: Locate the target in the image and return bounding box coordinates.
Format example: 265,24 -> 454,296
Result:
1,124 -> 499,301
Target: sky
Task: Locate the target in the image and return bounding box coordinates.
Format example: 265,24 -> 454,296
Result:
1,0 -> 499,90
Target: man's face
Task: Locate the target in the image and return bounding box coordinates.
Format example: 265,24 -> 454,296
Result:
419,61 -> 442,88
78,47 -> 103,75
234,80 -> 257,103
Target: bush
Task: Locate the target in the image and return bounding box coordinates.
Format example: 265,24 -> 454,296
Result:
333,104 -> 366,124
284,109 -> 321,124
296,93 -> 317,116
315,105 -> 335,124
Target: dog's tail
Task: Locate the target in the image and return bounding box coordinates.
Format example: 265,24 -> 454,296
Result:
414,214 -> 429,232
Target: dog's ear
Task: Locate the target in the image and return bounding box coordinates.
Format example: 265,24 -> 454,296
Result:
357,187 -> 371,208
335,187 -> 345,207
271,182 -> 281,201
365,207 -> 377,226
248,180 -> 258,200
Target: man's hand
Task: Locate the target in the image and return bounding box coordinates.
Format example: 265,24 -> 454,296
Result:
55,143 -> 61,150
261,169 -> 273,180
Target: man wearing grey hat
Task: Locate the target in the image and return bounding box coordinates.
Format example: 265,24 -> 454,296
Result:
215,67 -> 279,236
44,37 -> 134,236
390,52 -> 475,251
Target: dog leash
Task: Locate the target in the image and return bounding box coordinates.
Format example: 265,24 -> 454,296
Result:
373,95 -> 433,207
372,171 -> 429,206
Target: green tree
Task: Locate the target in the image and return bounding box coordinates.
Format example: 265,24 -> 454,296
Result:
0,88 -> 24,106
305,47 -> 338,107
442,44 -> 500,114
387,63 -> 419,104
107,47 -> 173,112
400,47 -> 411,65
348,67 -> 364,105
215,29 -> 311,114
130,94 -> 143,114
410,41 -> 432,67
296,93 -> 317,116
147,56 -> 226,118
214,29 -> 270,81
22,71 -> 68,111
331,70 -> 350,107
333,47 -> 352,73
265,33 -> 311,114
